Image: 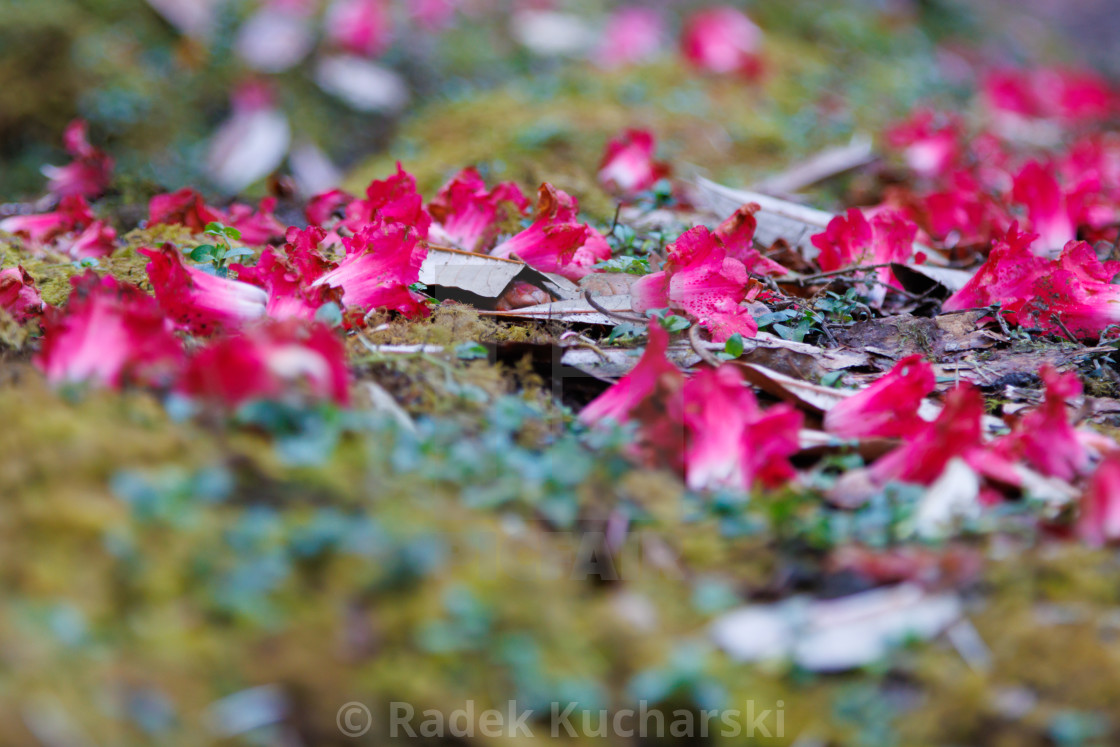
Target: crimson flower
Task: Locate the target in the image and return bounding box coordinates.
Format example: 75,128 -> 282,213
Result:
885,109 -> 961,179
943,224 -> 1120,339
992,365 -> 1089,482
1011,161 -> 1075,255
680,6 -> 763,78
311,221 -> 429,318
428,167 -> 530,252
682,365 -> 801,491
1078,455 -> 1120,547
714,204 -> 788,276
149,189 -> 227,233
179,318 -> 349,407
342,163 -> 431,237
141,245 -> 268,334
824,355 -> 935,440
597,129 -> 669,196
35,272 -> 183,388
810,208 -> 916,297
42,120 -> 114,199
631,226 -> 757,342
65,221 -> 118,259
0,267 -> 45,323
870,385 -> 1018,487
306,188 -> 353,226
580,322 -> 686,475
490,183 -> 609,281
234,227 -> 343,320
0,195 -> 96,245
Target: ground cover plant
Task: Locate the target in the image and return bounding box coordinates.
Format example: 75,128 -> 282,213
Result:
4,1 -> 1120,745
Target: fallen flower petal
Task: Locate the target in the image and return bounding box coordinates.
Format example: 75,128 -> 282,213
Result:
0,196 -> 95,245
715,203 -> 788,276
226,197 -> 287,245
149,188 -> 226,233
35,272 -> 183,387
142,244 -> 268,334
234,228 -> 343,321
0,267 -> 45,323
311,221 -> 429,318
597,129 -> 669,196
824,355 -> 935,439
581,322 -> 686,473
944,224 -> 1120,339
681,6 -> 763,77
343,163 -> 431,237
993,365 -> 1089,481
64,220 -> 118,260
42,119 -> 114,199
683,365 -> 801,491
871,385 -> 1017,487
491,183 -> 608,281
631,226 -> 757,342
1011,161 -> 1075,255
428,167 -> 530,252
1077,455 -> 1120,547
179,318 -> 349,407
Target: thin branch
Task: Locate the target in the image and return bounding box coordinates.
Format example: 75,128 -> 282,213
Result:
583,290 -> 647,324
1053,314 -> 1081,345
688,324 -> 722,368
790,263 -> 895,284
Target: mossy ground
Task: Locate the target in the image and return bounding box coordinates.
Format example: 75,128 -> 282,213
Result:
3,4 -> 1116,746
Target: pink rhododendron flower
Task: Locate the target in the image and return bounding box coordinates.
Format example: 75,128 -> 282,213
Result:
325,0 -> 392,57
0,195 -> 96,245
42,119 -> 114,199
811,208 -> 916,295
311,221 -> 429,318
681,6 -> 762,78
596,6 -> 663,68
35,272 -> 183,388
149,188 -> 226,233
342,163 -> 432,237
943,224 -> 1120,339
714,204 -> 788,276
491,183 -> 609,281
885,109 -> 961,179
824,355 -> 935,439
915,170 -> 1011,247
983,67 -> 1116,123
1078,455 -> 1120,547
428,167 -> 530,252
598,129 -> 669,196
1011,161 -> 1075,255
226,197 -> 287,245
870,385 -> 1018,487
0,267 -> 45,323
179,318 -> 349,407
683,365 -> 802,491
993,365 -> 1089,482
234,227 -> 343,320
64,220 -> 118,259
141,245 -> 268,334
631,226 -> 757,342
581,322 -> 686,474
306,188 -> 353,226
